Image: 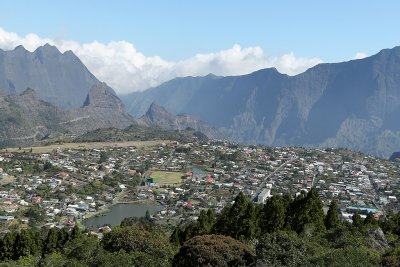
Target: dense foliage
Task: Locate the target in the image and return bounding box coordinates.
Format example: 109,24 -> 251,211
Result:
1,189 -> 400,266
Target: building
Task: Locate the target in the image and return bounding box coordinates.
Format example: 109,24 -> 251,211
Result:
257,184 -> 272,204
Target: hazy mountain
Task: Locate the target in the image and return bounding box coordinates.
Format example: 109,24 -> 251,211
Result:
0,44 -> 99,108
139,102 -> 225,139
122,46 -> 400,158
389,152 -> 400,162
0,83 -> 136,147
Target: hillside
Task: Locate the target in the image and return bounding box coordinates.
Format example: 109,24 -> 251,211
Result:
0,44 -> 99,108
138,102 -> 224,140
0,83 -> 136,147
122,47 -> 400,158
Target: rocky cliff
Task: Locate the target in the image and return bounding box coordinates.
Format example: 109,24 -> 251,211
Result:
139,102 -> 224,139
122,47 -> 400,158
0,83 -> 136,147
0,44 -> 99,108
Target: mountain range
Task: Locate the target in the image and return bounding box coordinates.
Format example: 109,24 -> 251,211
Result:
0,44 -> 99,109
1,43 -> 400,158
0,83 -> 135,147
0,44 -> 216,147
122,46 -> 400,158
138,102 -> 224,139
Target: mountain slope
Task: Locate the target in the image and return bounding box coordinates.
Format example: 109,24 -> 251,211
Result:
0,44 -> 99,108
139,102 -> 224,139
122,46 -> 400,158
0,83 -> 136,147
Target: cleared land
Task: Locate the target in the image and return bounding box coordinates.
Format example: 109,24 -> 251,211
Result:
3,140 -> 171,154
150,171 -> 184,186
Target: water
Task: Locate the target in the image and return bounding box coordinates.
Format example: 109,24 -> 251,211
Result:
83,203 -> 163,229
192,168 -> 206,175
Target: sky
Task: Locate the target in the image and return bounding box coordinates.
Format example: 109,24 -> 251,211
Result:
0,0 -> 399,94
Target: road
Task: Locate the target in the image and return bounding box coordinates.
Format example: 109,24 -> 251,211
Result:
252,155 -> 297,201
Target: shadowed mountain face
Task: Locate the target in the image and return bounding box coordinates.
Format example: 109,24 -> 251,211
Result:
0,83 -> 136,147
139,102 -> 225,139
122,47 -> 400,158
0,44 -> 99,109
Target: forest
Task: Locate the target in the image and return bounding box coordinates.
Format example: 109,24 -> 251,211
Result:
0,188 -> 399,266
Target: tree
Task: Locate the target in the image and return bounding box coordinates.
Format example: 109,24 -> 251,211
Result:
102,226 -> 174,267
0,231 -> 16,260
24,205 -> 45,226
256,231 -> 322,267
173,235 -> 255,267
325,199 -> 340,229
63,235 -> 99,264
56,227 -> 70,251
43,228 -> 58,255
352,211 -> 363,229
98,151 -> 108,164
70,225 -> 82,240
364,212 -> 378,227
260,195 -> 287,233
13,230 -> 39,260
40,252 -> 68,267
289,188 -> 325,233
212,192 -> 260,240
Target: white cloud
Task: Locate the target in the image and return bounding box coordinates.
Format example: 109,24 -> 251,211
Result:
353,52 -> 368,60
0,27 -> 323,94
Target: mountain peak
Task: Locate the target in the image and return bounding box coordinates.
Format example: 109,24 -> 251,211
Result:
13,45 -> 28,53
34,43 -> 61,56
20,87 -> 38,97
82,83 -> 123,111
146,102 -> 173,118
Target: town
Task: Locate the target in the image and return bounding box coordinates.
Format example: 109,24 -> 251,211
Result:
0,138 -> 399,234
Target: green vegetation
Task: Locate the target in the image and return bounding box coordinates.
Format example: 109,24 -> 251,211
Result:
151,171 -> 184,185
1,189 -> 400,266
173,235 -> 255,266
74,125 -> 208,143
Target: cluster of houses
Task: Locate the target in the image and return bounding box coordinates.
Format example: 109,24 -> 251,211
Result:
0,140 -> 399,231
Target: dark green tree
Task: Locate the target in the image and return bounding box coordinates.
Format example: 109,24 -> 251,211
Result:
325,199 -> 340,229
289,188 -> 325,233
364,212 -> 378,227
212,192 -> 260,240
173,235 -> 255,267
0,231 -> 16,260
102,226 -> 174,267
260,195 -> 287,233
43,228 -> 58,255
70,225 -> 82,240
56,227 -> 70,251
13,230 -> 39,260
352,211 -> 363,229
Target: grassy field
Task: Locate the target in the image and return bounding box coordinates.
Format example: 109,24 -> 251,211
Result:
2,140 -> 171,154
150,171 -> 184,186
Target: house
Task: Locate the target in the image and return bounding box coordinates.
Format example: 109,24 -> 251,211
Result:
257,185 -> 272,204
0,216 -> 15,221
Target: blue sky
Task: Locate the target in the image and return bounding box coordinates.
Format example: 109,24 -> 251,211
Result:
2,0 -> 399,61
0,0 -> 399,93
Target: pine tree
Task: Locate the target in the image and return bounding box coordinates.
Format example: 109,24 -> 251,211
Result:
325,199 -> 340,229
0,232 -> 16,260
352,210 -> 363,229
13,230 -> 37,260
44,228 -> 58,255
364,212 -> 378,227
70,225 -> 82,240
289,188 -> 325,232
261,196 -> 286,233
212,192 -> 260,240
57,227 -> 70,251
170,226 -> 182,246
197,210 -> 211,235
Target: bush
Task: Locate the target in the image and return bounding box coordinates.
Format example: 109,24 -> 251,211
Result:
173,234 -> 255,267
